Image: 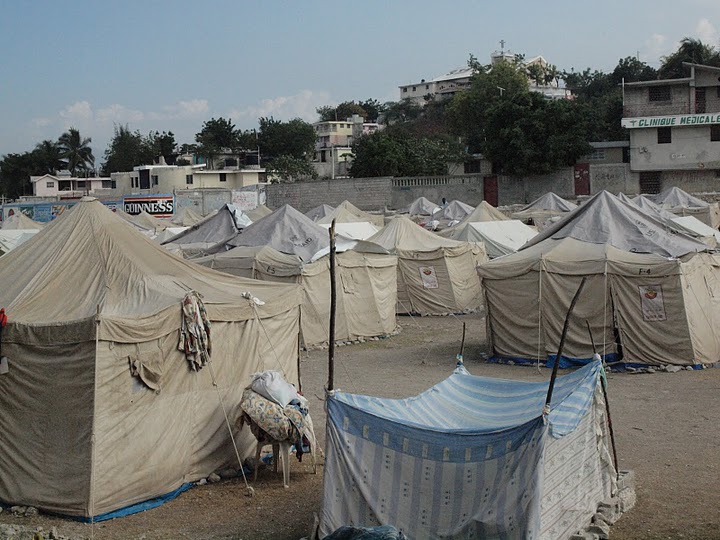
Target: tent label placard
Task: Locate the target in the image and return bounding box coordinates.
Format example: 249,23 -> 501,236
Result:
639,284 -> 666,321
419,266 -> 439,289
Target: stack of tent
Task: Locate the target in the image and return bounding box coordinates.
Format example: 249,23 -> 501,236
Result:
321,359 -> 618,539
0,213 -> 43,254
368,216 -> 485,314
652,186 -> 720,228
479,191 -> 718,367
198,205 -> 397,347
512,192 -> 577,228
0,198 -> 302,520
438,201 -> 536,258
306,204 -> 335,222
161,204 -> 251,258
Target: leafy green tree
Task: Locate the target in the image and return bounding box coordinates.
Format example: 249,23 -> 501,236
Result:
102,124 -> 151,174
58,127 -> 94,175
358,99 -> 383,122
256,117 -> 316,160
145,131 -> 177,162
610,56 -> 657,85
349,131 -> 463,178
0,152 -> 42,198
32,140 -> 64,174
659,38 -> 720,79
266,155 -> 318,183
381,99 -> 423,125
316,101 -> 373,122
195,117 -> 241,169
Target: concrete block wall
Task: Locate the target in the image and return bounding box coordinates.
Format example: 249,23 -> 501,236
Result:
266,177 -> 392,213
389,175 -> 484,209
589,164 -> 639,195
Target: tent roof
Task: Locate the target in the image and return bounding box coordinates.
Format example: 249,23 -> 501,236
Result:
245,204 -> 273,222
404,197 -> 440,216
331,360 -> 600,438
520,192 -> 577,213
368,215 -> 468,252
623,194 -> 679,223
0,198 -> 300,327
521,190 -> 707,258
162,204 -> 249,246
653,186 -> 709,209
305,204 -> 335,222
455,201 -> 509,226
227,204 -> 329,262
432,200 -> 474,221
671,216 -> 720,243
1,213 -> 44,230
317,207 -> 368,225
441,220 -> 537,258
133,211 -> 167,231
171,207 -> 204,226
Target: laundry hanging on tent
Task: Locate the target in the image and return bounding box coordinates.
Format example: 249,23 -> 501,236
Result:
178,291 -> 212,371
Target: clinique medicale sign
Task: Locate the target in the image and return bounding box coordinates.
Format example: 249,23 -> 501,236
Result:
622,113 -> 720,128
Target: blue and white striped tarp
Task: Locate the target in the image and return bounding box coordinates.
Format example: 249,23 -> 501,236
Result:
320,361 -> 603,540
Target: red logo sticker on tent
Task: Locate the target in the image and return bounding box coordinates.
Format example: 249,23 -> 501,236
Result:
639,284 -> 666,322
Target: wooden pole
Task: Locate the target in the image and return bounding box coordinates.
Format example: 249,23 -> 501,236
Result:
296,309 -> 302,393
327,219 -> 337,392
586,320 -> 620,480
458,322 -> 466,363
544,277 -> 587,413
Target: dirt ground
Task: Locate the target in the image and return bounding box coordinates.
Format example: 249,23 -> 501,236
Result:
2,312 -> 720,540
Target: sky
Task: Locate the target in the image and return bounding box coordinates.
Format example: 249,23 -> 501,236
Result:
1,0 -> 719,162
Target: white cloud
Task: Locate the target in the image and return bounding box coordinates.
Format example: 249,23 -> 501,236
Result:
148,99 -> 209,121
96,104 -> 144,124
695,18 -> 718,44
229,90 -> 332,126
59,100 -> 94,128
643,33 -> 670,64
31,117 -> 52,128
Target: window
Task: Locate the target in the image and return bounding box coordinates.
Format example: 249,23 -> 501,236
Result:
649,86 -> 671,102
320,150 -> 326,163
412,86 -> 416,91
186,174 -> 193,185
76,181 -> 86,189
657,127 -> 672,144
464,161 -> 482,174
639,171 -> 662,194
139,169 -> 150,189
712,125 -> 720,142
111,180 -> 117,189
102,180 -> 112,189
425,84 -> 429,89
587,148 -> 606,160
402,88 -> 407,93
46,181 -> 54,189
151,175 -> 159,186
219,173 -> 227,182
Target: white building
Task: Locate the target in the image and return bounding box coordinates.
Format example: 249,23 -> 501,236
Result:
30,172 -> 116,198
399,49 -> 570,105
110,163 -> 266,196
312,114 -> 381,178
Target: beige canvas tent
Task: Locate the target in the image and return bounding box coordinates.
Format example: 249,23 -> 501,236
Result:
511,192 -> 577,225
196,246 -> 397,347
245,204 -> 273,222
479,191 -> 718,367
171,206 -> 205,226
1,212 -> 44,230
368,216 -> 485,314
305,204 -> 335,222
0,198 -> 303,519
328,201 -> 384,228
652,186 -> 720,228
440,220 -> 537,258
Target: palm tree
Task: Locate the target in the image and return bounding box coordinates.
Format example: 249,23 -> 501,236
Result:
659,38 -> 720,79
33,140 -> 64,174
58,127 -> 94,175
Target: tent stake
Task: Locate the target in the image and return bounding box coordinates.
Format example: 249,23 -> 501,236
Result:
327,219 -> 337,392
297,309 -> 302,393
544,277 -> 587,414
586,320 -> 620,481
